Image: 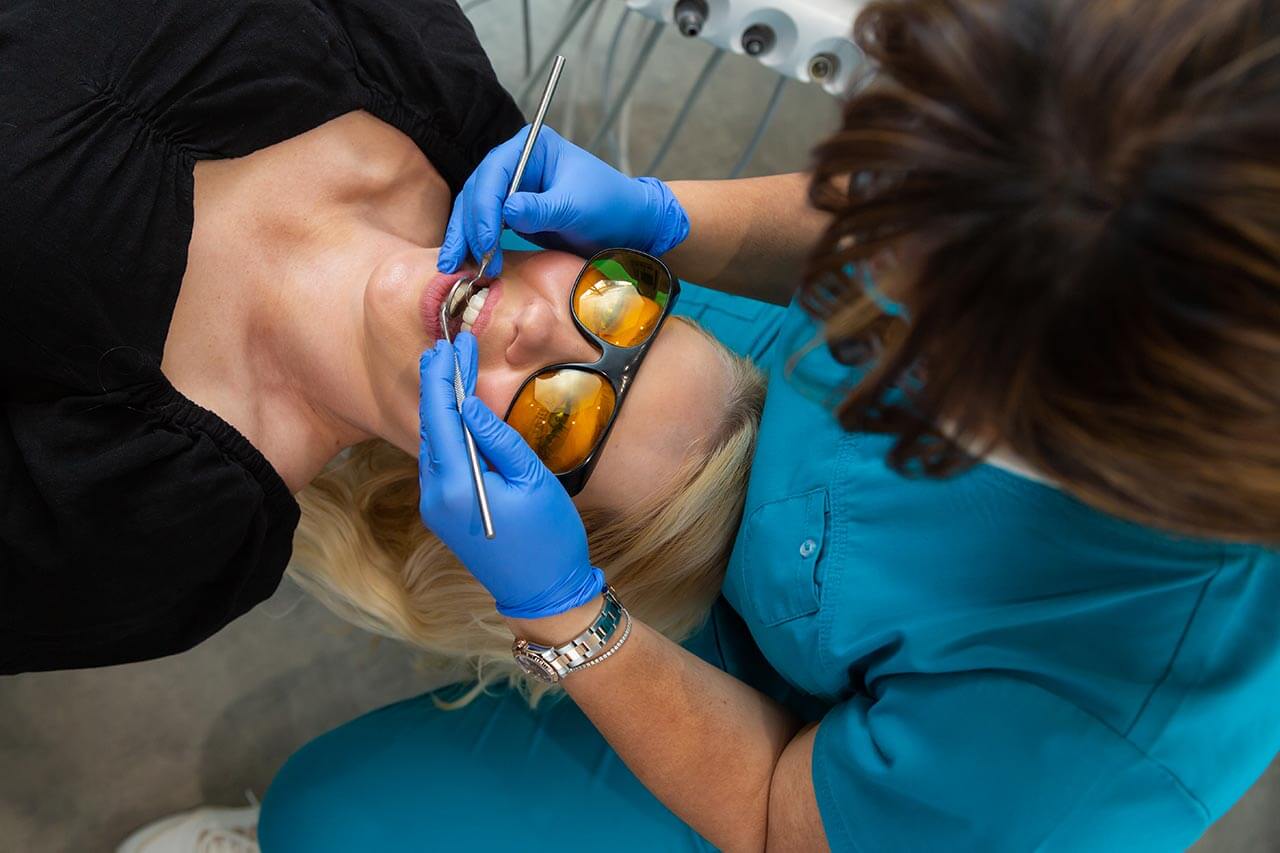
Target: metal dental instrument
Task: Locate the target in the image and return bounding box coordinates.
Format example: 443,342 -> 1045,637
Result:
439,54 -> 566,541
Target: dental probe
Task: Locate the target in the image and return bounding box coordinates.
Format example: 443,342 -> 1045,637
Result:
439,54 -> 566,541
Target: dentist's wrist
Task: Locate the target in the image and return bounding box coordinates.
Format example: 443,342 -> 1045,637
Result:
506,592 -> 606,646
637,176 -> 691,256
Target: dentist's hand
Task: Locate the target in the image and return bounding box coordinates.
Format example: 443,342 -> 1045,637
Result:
438,126 -> 690,276
417,333 -> 605,619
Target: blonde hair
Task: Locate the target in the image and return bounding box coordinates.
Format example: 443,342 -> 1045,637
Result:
288,320 -> 766,706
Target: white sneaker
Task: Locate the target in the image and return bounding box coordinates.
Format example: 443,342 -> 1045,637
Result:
116,803 -> 260,853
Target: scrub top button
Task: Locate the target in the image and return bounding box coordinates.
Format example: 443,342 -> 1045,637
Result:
799,538 -> 817,558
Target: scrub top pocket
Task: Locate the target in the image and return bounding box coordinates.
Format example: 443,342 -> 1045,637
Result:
737,487 -> 829,627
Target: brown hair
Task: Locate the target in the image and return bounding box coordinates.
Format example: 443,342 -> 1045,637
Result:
804,0 -> 1280,542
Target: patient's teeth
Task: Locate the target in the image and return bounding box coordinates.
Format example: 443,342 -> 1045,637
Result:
459,288 -> 487,331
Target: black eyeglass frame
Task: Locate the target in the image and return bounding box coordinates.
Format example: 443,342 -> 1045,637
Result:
501,247 -> 681,497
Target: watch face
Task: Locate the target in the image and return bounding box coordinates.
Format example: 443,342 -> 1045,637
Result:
514,651 -> 559,683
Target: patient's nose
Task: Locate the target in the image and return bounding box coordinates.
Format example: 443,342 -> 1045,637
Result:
505,296 -> 598,369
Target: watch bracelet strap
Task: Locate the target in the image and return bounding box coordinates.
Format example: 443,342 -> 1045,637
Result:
523,586 -> 626,676
566,607 -> 632,676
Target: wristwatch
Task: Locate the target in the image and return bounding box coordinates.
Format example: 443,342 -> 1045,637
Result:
512,586 -> 632,684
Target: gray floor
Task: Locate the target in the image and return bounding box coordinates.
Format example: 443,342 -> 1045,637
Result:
1,582 -> 432,852
3,1 -> 1277,850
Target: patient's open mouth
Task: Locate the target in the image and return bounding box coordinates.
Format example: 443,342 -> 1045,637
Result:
449,277 -> 499,341
423,271 -> 501,344
458,285 -> 487,334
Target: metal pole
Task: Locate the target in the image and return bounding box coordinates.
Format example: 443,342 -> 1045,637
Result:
599,6 -> 634,161
518,0 -> 594,106
521,0 -> 532,78
728,74 -> 787,179
586,18 -> 665,153
646,47 -> 724,175
562,0 -> 608,140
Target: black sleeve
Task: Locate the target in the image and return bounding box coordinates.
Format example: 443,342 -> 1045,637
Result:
0,385 -> 300,674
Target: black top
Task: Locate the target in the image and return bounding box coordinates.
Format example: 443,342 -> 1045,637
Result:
0,0 -> 524,673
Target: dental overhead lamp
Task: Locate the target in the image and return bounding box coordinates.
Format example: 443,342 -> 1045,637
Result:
628,0 -> 865,95
492,0 -> 865,179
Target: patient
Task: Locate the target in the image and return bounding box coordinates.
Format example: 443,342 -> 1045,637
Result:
164,111 -> 764,699
3,0 -> 766,673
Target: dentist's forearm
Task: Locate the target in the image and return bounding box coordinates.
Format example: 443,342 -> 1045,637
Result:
663,173 -> 829,305
507,602 -> 829,851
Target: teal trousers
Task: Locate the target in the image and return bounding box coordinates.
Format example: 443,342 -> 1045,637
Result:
259,598 -> 810,852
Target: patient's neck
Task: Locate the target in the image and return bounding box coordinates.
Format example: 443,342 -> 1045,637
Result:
164,112 -> 449,491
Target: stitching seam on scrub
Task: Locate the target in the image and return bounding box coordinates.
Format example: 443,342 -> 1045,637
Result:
1032,722 -> 1212,849
1025,676 -> 1214,825
1121,563 -> 1221,739
816,430 -> 859,677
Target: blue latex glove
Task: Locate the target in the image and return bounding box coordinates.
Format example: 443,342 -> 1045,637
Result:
417,332 -> 605,619
437,125 -> 690,276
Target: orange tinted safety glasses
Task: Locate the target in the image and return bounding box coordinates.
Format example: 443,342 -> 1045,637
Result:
503,248 -> 679,496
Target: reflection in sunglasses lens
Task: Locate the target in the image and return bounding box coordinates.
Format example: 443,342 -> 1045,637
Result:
507,369 -> 616,474
574,253 -> 668,347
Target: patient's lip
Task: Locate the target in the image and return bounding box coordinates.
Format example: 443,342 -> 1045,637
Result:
422,270 -> 470,341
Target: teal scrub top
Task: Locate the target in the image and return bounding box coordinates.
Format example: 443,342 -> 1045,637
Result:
680,284 -> 1280,852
